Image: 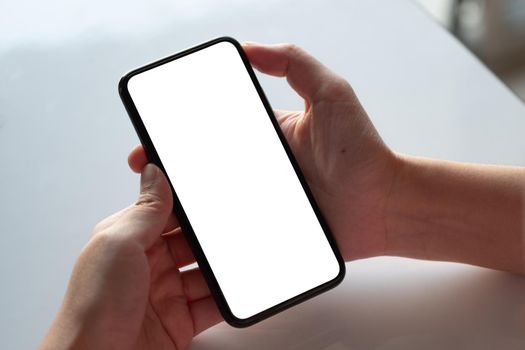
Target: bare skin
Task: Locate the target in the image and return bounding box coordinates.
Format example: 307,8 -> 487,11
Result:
40,42 -> 525,350
39,164 -> 221,350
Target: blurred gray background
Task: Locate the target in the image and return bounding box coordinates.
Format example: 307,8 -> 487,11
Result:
1,0 -> 524,349
417,0 -> 525,100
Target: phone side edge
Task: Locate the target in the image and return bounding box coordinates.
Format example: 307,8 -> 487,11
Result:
117,36 -> 347,329
118,65 -> 243,330
218,37 -> 348,327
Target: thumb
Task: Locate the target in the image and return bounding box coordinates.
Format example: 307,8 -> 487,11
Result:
118,163 -> 173,249
242,42 -> 345,104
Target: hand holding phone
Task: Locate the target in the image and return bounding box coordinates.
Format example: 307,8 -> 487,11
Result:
41,38 -> 396,350
119,37 -> 346,326
119,35 -> 395,328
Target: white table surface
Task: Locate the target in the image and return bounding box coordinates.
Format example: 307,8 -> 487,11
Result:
1,0 -> 525,349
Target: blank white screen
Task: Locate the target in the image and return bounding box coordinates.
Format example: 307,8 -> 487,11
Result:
127,41 -> 340,320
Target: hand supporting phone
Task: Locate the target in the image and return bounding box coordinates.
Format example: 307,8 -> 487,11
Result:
119,37 -> 345,327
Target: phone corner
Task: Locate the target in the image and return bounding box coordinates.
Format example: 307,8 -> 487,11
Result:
219,309 -> 255,329
335,258 -> 346,285
216,36 -> 241,47
211,36 -> 246,55
118,73 -> 131,97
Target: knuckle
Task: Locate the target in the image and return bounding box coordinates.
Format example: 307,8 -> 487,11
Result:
283,43 -> 303,56
316,77 -> 354,102
336,78 -> 353,92
134,192 -> 164,211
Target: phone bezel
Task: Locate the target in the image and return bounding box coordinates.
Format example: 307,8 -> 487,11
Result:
118,36 -> 346,328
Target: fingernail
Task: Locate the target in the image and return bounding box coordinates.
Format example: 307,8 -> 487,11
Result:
141,164 -> 159,190
242,41 -> 259,46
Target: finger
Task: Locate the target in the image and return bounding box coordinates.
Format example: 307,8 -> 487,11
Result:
190,296 -> 223,335
114,164 -> 173,249
163,213 -> 180,234
242,43 -> 344,103
161,226 -> 182,238
128,144 -> 180,233
273,109 -> 292,121
149,247 -> 207,302
165,228 -> 197,268
128,144 -> 148,173
181,268 -> 211,302
146,239 -> 167,277
273,109 -> 302,126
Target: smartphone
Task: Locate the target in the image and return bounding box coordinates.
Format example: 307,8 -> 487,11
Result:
118,37 -> 345,327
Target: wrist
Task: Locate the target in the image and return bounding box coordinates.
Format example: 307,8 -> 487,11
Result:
376,151 -> 408,258
333,148 -> 403,262
383,153 -> 419,258
383,155 -> 525,272
384,154 -> 465,260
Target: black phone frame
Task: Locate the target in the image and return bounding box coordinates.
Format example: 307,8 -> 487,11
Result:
118,36 -> 346,328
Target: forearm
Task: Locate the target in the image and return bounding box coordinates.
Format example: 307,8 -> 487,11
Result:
385,154 -> 525,274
